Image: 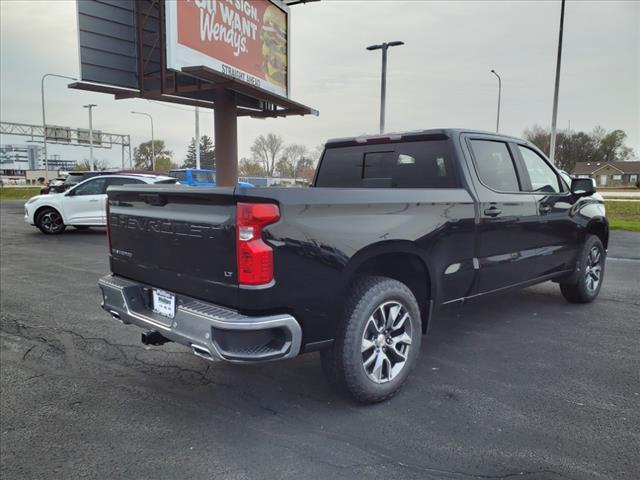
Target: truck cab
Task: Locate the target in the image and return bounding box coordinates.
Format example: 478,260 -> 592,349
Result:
169,168 -> 254,187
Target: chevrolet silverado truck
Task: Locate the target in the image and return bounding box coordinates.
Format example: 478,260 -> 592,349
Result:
98,129 -> 607,403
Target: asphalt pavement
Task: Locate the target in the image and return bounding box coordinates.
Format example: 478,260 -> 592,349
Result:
1,199 -> 639,480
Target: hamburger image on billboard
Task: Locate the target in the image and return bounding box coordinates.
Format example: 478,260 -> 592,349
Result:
261,5 -> 287,88
165,0 -> 289,98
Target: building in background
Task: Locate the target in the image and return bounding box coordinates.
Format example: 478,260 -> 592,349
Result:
0,144 -> 76,176
0,144 -> 42,175
571,161 -> 640,188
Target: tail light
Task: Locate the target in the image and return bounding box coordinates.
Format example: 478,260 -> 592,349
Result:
106,200 -> 112,254
236,202 -> 280,286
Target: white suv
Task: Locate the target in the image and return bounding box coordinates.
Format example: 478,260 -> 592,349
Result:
24,174 -> 176,234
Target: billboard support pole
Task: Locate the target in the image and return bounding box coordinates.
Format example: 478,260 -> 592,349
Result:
195,106 -> 201,169
214,90 -> 238,187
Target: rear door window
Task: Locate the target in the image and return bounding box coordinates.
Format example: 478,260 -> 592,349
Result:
469,140 -> 520,192
315,140 -> 458,188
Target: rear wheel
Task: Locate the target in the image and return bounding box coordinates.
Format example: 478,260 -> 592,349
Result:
35,208 -> 66,235
560,234 -> 605,303
321,276 -> 422,403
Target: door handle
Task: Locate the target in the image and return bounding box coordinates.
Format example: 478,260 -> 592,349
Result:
89,199 -> 99,202
539,204 -> 552,214
484,206 -> 502,217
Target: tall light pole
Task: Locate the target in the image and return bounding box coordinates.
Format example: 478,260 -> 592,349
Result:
549,0 -> 566,165
366,41 -> 404,134
131,111 -> 155,170
490,69 -> 502,133
41,73 -> 77,180
195,106 -> 201,169
83,104 -> 97,171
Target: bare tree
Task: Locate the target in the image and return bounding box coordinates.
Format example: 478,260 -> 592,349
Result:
250,133 -> 284,177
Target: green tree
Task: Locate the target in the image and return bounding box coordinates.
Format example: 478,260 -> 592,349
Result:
524,126 -> 636,173
74,158 -> 107,171
133,140 -> 172,171
200,135 -> 215,170
238,158 -> 266,176
250,133 -> 284,177
154,156 -> 178,173
183,138 -> 197,168
594,129 -> 634,163
182,135 -> 216,169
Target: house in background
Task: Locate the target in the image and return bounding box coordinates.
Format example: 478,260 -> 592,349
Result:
571,161 -> 640,187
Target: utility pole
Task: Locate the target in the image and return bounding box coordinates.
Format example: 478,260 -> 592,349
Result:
195,106 -> 201,169
83,104 -> 97,170
549,0 -> 566,164
366,41 -> 404,134
490,70 -> 502,133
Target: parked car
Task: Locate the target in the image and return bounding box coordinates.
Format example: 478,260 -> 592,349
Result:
169,168 -> 254,187
98,129 -> 608,403
25,174 -> 177,234
40,170 -> 162,194
39,176 -> 68,195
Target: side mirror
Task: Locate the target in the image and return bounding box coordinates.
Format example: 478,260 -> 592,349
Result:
571,178 -> 596,197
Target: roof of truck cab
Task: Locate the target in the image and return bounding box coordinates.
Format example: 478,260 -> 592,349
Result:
325,128 -> 524,147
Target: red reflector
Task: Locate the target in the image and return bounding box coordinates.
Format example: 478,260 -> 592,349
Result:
236,203 -> 280,286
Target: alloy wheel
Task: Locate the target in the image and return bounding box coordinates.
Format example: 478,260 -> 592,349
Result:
361,301 -> 413,384
584,245 -> 603,293
41,211 -> 63,233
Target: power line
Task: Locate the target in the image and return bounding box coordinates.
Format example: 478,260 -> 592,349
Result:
146,100 -> 194,113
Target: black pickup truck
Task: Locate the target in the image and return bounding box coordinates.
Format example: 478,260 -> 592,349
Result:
99,129 -> 607,402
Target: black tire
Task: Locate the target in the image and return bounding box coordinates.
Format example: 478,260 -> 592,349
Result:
559,234 -> 605,303
321,276 -> 422,403
35,208 -> 66,235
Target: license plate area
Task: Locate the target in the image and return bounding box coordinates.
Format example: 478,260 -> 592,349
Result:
152,289 -> 175,320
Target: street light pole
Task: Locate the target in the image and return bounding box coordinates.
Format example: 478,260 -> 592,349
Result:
549,0 -> 566,165
131,111 -> 155,170
41,73 -> 77,180
367,41 -> 404,134
490,69 -> 502,133
83,104 -> 97,171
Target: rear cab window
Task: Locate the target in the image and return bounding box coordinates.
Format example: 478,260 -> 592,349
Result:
315,140 -> 459,188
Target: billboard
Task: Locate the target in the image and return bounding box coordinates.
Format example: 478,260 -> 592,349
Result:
165,0 -> 289,98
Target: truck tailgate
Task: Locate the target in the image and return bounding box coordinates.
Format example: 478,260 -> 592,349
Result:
107,186 -> 238,306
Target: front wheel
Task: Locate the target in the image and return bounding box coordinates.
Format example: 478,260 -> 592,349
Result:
559,234 -> 605,303
35,208 -> 66,235
321,276 -> 422,403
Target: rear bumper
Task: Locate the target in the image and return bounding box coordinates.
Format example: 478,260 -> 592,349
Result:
98,275 -> 302,363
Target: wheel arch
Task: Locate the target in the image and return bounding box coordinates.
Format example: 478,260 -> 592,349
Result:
341,241 -> 433,333
34,204 -> 66,224
586,218 -> 609,250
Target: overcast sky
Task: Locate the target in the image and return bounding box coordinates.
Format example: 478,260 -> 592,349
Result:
1,0 -> 638,168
